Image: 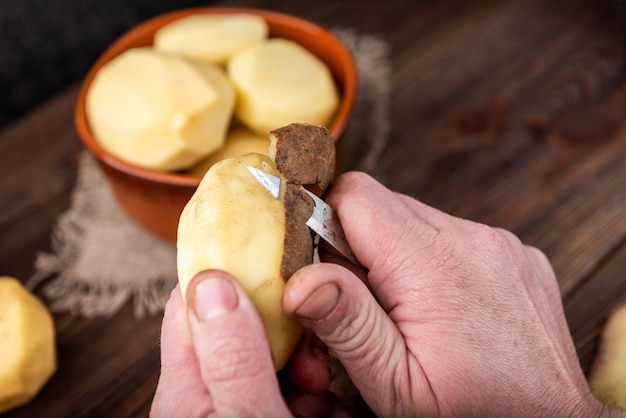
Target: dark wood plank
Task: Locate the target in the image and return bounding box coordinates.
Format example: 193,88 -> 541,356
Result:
14,304 -> 162,417
566,239 -> 626,374
0,85 -> 83,280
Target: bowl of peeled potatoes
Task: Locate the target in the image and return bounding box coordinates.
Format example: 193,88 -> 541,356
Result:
74,7 -> 356,242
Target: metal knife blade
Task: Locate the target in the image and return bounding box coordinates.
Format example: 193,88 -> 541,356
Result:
247,166 -> 359,266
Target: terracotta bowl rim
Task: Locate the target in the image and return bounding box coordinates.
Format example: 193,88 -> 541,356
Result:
74,6 -> 357,188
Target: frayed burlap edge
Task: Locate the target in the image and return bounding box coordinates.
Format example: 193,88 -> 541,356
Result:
334,29 -> 391,177
29,153 -> 178,318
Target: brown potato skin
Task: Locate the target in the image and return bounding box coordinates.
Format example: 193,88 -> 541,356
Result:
281,183 -> 315,279
270,123 -> 336,192
271,123 -> 336,280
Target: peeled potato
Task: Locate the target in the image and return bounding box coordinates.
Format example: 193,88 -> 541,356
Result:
589,303 -> 626,410
86,47 -> 235,171
177,123 -> 335,370
0,277 -> 56,413
187,127 -> 270,177
227,38 -> 340,136
154,14 -> 269,66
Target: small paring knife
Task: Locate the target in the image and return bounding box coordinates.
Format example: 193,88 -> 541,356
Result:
247,165 -> 359,267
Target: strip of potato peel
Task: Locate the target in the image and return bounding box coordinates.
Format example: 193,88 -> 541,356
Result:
246,165 -> 360,267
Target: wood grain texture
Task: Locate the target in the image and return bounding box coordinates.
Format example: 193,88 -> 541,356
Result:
1,0 -> 625,415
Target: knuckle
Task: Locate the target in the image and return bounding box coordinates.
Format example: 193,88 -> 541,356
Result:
418,221 -> 467,278
431,221 -> 525,281
525,244 -> 551,268
473,224 -> 520,265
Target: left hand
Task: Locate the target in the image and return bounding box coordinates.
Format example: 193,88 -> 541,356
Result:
150,270 -> 335,417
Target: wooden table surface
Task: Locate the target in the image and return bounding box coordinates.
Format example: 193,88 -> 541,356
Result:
2,0 -> 626,416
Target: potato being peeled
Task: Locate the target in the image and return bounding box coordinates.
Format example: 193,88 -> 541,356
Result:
227,38 -> 340,136
177,123 -> 335,370
86,47 -> 235,171
0,277 -> 56,413
154,14 -> 269,66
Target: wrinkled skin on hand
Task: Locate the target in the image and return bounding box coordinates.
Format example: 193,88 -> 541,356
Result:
152,171 -> 623,418
282,172 -> 616,417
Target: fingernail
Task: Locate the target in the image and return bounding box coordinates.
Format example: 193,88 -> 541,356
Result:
191,277 -> 238,321
295,283 -> 339,320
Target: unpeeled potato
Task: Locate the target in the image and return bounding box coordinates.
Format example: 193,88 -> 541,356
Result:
0,277 -> 56,413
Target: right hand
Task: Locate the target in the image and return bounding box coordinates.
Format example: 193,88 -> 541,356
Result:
283,172 -> 610,417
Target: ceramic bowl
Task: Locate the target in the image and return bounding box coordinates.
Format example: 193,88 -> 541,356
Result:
74,7 -> 356,242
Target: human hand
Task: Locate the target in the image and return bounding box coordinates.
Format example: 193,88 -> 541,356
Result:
150,270 -> 341,418
282,172 -> 609,417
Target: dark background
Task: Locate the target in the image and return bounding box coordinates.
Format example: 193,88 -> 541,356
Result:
0,0 -> 209,128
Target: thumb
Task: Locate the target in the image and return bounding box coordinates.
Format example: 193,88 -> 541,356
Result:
186,270 -> 291,417
283,263 -> 413,415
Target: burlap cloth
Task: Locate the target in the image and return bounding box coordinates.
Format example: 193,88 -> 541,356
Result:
29,29 -> 391,319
